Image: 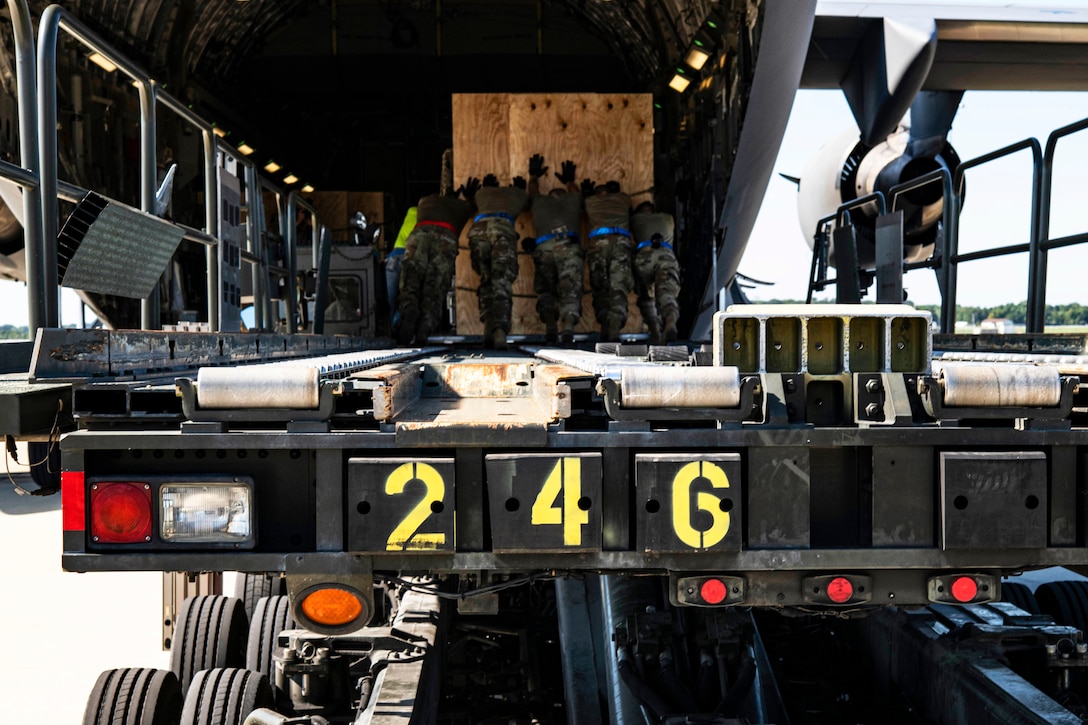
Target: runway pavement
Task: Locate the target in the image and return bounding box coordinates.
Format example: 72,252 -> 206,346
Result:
0,443 -> 168,723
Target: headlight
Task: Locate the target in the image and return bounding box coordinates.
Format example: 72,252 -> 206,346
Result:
160,482 -> 254,546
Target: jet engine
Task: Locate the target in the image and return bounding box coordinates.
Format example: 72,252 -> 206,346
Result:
797,118 -> 961,270
795,16 -> 964,273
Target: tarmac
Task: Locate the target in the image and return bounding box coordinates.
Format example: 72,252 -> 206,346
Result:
0,442 -> 169,723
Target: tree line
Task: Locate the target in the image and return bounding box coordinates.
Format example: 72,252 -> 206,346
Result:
0,325 -> 29,340
913,302 -> 1088,327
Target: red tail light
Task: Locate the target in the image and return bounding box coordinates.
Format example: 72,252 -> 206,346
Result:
90,481 -> 152,543
928,573 -> 996,604
674,575 -> 746,607
802,574 -> 872,606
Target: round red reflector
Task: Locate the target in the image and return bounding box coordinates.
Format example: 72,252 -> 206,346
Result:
91,482 -> 152,543
826,577 -> 854,604
951,576 -> 978,603
700,578 -> 728,605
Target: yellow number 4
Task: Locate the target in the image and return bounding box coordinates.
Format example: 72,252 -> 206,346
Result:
531,457 -> 588,546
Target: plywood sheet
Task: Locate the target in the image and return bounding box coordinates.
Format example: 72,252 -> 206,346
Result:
452,93 -> 653,335
306,191 -> 385,245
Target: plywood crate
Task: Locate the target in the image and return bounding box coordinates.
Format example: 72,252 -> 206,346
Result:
452,93 -> 654,335
305,191 -> 385,246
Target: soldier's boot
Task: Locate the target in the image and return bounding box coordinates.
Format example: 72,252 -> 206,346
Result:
663,314 -> 678,342
600,319 -> 617,342
492,328 -> 508,351
414,319 -> 432,346
646,316 -> 663,345
398,309 -> 418,346
558,315 -> 577,344
545,322 -> 558,343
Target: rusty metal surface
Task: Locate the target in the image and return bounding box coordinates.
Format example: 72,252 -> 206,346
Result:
427,360 -> 534,398
532,364 -> 593,420
395,398 -> 549,447
350,364 -> 423,421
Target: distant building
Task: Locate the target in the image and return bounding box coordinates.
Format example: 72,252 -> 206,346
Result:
980,318 -> 1015,334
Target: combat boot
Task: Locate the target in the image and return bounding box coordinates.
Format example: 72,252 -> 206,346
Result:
663,314 -> 678,342
558,315 -> 577,344
545,322 -> 558,343
492,328 -> 508,351
646,316 -> 663,345
398,310 -> 418,346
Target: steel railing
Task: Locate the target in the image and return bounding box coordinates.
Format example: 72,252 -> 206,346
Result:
36,4 -> 313,333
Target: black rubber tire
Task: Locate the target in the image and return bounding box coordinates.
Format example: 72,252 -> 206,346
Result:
233,573 -> 286,620
28,440 -> 61,493
179,668 -> 273,725
170,596 -> 249,695
83,667 -> 183,725
245,595 -> 295,679
1001,581 -> 1042,615
1035,580 -> 1088,633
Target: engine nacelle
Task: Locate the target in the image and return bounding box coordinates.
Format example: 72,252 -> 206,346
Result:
797,123 -> 959,270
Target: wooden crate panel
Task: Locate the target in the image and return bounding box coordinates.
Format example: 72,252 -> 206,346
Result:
452,93 -> 653,336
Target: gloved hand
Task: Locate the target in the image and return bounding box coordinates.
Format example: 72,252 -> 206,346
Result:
460,176 -> 481,200
556,160 -> 576,184
482,173 -> 499,188
512,175 -> 527,190
529,154 -> 548,179
521,237 -> 536,253
580,178 -> 596,196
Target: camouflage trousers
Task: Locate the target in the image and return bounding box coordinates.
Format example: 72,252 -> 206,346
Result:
398,225 -> 459,342
468,218 -> 519,334
634,245 -> 681,328
587,234 -> 634,331
532,236 -> 583,326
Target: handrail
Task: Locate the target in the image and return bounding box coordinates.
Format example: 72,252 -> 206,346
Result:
5,0 -> 43,332
887,167 -> 953,331
37,4 -> 313,334
806,212 -> 837,303
946,137 -> 1042,333
285,191 -> 320,334
39,4 -> 159,328
1033,117 -> 1088,330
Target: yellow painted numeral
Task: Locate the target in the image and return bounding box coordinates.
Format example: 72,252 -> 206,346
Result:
385,462 -> 446,551
530,457 -> 588,546
671,461 -> 730,549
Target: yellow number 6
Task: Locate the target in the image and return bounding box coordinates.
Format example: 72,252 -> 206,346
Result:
671,461 -> 730,549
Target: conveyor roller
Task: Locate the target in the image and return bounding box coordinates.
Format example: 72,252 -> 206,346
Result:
939,364 -> 1062,408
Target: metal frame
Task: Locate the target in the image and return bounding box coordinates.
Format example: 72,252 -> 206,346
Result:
2,1 -> 44,332
35,4 -> 308,334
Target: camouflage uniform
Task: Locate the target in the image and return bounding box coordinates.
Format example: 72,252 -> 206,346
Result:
584,191 -> 633,339
398,195 -> 472,345
468,186 -> 529,340
529,190 -> 584,336
631,209 -> 681,341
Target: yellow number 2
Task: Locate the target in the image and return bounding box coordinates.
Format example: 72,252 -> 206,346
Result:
531,457 -> 588,546
671,461 -> 730,549
385,462 -> 446,551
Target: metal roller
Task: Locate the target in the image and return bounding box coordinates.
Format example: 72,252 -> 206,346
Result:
940,364 -> 1062,408
196,366 -> 320,409
619,366 -> 741,408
